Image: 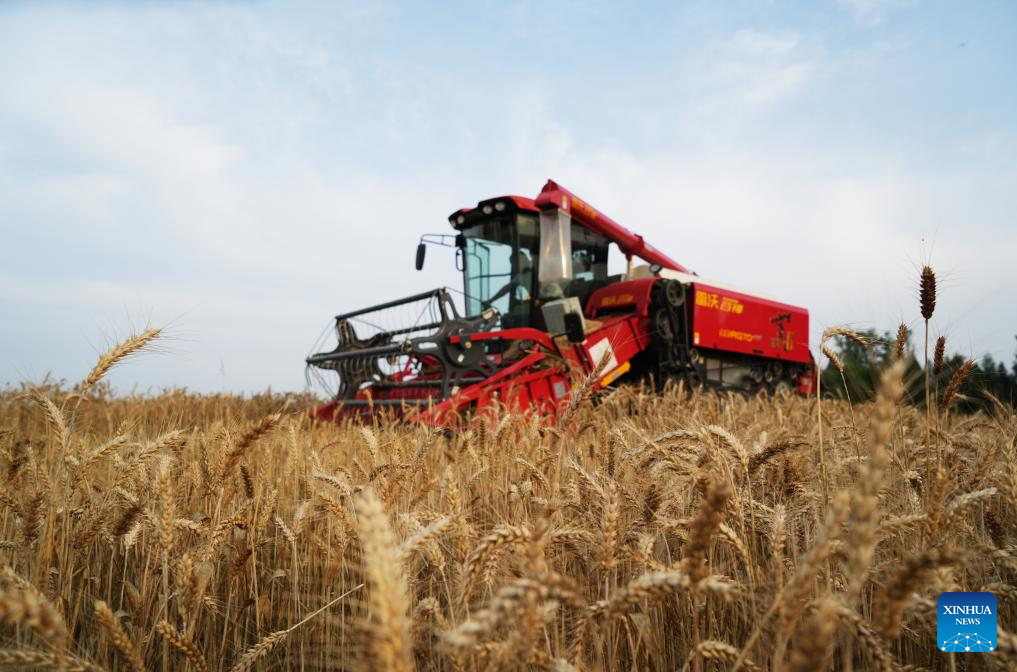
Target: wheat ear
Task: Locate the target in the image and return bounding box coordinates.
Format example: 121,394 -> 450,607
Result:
81,327 -> 161,393
875,548 -> 959,639
893,323 -> 908,359
600,480 -> 621,569
789,598 -> 839,672
355,487 -> 414,672
920,265 -> 936,486
94,600 -> 144,672
0,649 -> 105,672
942,360 -> 973,412
833,602 -> 894,671
461,525 -> 532,605
155,620 -> 207,672
933,336 -> 946,377
684,476 -> 730,583
221,413 -> 282,481
684,641 -> 759,672
0,568 -> 67,654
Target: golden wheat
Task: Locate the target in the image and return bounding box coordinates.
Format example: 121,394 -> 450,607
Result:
0,310 -> 1012,671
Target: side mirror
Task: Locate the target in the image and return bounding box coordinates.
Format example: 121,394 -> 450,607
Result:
564,312 -> 585,344
649,263 -> 663,275
415,243 -> 426,270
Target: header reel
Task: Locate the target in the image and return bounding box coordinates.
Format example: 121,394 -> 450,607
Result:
306,288 -> 500,407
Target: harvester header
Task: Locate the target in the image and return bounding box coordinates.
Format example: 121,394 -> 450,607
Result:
307,179 -> 813,425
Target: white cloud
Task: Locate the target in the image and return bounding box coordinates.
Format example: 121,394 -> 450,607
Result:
741,61 -> 813,106
838,0 -> 915,26
682,29 -> 815,113
729,29 -> 799,57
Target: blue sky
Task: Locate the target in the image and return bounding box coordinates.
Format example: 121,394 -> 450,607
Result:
1,0 -> 1015,392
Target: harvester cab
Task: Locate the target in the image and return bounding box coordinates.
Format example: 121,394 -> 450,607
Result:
306,179 -> 815,425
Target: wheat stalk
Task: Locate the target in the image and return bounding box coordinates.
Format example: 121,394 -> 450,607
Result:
229,583 -> 363,672
846,361 -> 904,602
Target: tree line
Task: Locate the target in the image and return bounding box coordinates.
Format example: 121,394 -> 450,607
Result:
820,331 -> 1016,412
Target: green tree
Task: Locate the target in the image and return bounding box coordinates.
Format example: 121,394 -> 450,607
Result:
820,331 -> 1017,411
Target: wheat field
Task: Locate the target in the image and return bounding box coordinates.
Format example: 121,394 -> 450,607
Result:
2,296 -> 1017,670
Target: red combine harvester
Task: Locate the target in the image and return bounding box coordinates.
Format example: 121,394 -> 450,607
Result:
306,180 -> 813,424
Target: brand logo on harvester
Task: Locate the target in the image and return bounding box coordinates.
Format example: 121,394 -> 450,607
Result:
937,592 -> 997,652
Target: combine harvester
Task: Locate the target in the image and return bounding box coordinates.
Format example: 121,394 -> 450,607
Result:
306,180 -> 813,424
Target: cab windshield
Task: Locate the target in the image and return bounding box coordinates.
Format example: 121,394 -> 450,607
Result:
462,213 -> 539,328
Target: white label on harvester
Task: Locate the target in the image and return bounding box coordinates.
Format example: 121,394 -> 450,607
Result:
588,338 -> 618,373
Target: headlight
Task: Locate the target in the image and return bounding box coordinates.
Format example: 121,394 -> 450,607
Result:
456,214 -> 465,225
494,201 -> 506,212
482,204 -> 493,215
